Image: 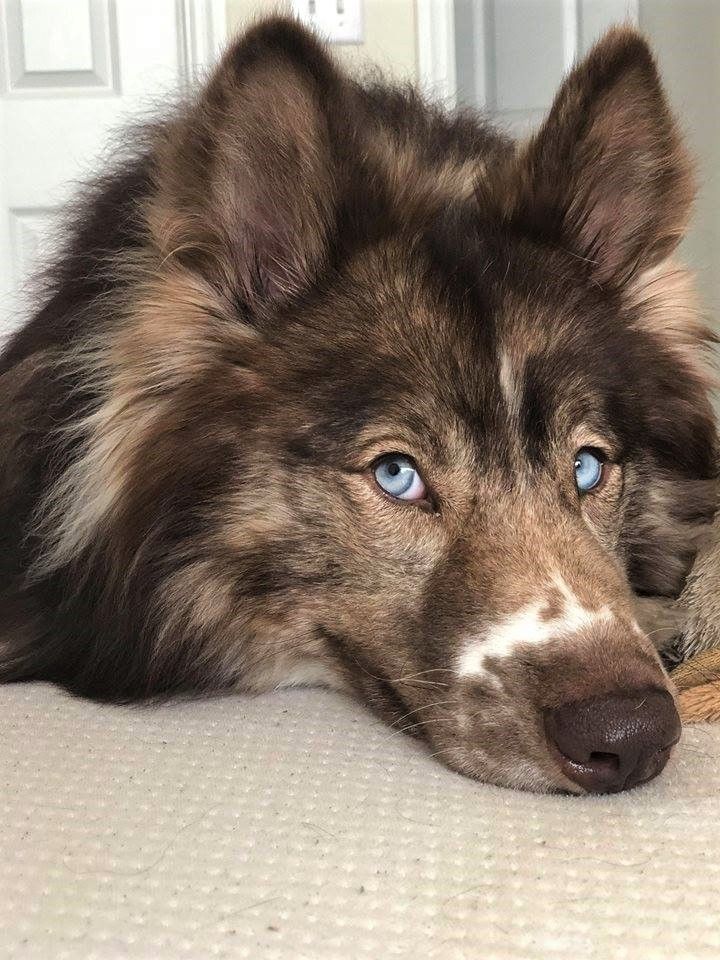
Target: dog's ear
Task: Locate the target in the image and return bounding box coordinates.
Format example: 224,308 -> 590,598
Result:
150,17 -> 349,308
498,27 -> 694,285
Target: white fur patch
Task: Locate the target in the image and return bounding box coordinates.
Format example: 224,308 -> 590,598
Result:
498,349 -> 520,420
456,576 -> 615,678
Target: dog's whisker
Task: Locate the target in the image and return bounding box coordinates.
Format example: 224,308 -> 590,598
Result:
389,700 -> 460,729
380,717 -> 457,744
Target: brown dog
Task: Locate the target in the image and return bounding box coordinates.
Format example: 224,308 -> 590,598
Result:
1,18 -> 716,793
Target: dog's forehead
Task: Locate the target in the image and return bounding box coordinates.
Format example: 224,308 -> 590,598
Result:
284,224 -> 664,475
320,238 -> 630,440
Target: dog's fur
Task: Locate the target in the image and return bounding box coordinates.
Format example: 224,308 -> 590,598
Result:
1,18 -> 717,792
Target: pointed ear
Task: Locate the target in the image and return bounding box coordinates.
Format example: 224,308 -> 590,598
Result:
150,17 -> 350,307
499,27 -> 695,285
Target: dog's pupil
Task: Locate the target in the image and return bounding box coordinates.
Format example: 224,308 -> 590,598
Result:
388,463 -> 401,476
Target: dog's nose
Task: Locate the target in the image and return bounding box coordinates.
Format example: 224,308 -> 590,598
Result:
545,690 -> 681,794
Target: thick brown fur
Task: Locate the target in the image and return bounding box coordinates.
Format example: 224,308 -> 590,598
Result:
0,19 -> 717,792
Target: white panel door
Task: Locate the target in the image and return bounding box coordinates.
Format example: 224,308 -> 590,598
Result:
0,0 -> 226,339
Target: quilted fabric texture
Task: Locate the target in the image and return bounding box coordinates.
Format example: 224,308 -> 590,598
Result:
1,682 -> 719,960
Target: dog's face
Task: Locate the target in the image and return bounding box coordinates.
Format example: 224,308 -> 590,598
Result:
245,238 -> 711,793
24,21 -> 717,792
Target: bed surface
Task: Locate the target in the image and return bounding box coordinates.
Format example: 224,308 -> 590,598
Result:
2,681 -> 719,959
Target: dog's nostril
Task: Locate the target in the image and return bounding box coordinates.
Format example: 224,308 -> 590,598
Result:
588,751 -> 620,772
545,689 -> 681,794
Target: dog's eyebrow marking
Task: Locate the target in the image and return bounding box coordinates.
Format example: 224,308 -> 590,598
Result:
456,576 -> 615,677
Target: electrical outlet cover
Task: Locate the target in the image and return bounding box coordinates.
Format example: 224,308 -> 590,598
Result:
291,0 -> 363,45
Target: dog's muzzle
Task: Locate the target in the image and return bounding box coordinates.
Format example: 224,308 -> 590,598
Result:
545,689 -> 681,794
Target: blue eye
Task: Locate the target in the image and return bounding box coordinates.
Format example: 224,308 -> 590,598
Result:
373,455 -> 427,502
574,448 -> 605,493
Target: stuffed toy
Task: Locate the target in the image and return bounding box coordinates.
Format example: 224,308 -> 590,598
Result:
672,649 -> 720,722
668,520 -> 720,721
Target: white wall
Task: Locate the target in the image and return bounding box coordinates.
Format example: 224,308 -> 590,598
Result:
640,0 -> 720,316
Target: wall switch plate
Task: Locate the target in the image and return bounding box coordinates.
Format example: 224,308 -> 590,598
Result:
291,0 -> 363,45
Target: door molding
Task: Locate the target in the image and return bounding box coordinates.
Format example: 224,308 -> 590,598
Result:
177,0 -> 227,85
416,0 -> 456,106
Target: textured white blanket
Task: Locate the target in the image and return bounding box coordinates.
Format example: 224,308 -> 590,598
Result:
1,682 -> 719,959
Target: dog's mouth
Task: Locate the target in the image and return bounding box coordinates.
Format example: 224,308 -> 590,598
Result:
369,676 -> 681,795
319,627 -> 422,729
321,625 -> 682,793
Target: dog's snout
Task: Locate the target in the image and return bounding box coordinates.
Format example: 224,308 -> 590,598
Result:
545,690 -> 681,794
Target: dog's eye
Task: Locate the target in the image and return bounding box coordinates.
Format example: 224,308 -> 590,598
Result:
574,448 -> 605,493
373,455 -> 427,502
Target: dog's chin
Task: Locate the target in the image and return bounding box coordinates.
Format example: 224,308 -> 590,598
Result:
424,736 -> 580,794
358,680 -> 575,793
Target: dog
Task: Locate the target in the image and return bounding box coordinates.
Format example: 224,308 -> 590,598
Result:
1,17 -> 717,794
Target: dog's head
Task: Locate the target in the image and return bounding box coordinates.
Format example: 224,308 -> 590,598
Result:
43,20 -> 718,792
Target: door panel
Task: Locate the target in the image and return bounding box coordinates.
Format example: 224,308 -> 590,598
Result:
0,0 -> 226,340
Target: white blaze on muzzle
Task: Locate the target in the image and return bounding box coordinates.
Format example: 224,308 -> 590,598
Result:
456,575 -> 617,678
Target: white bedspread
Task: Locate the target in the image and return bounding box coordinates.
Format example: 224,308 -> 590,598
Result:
1,682 -> 719,959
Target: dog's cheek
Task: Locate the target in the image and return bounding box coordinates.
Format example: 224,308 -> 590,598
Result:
287,480 -> 459,718
296,472 -> 443,615
441,676 -> 573,792
579,465 -> 624,557
621,465 -> 717,597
